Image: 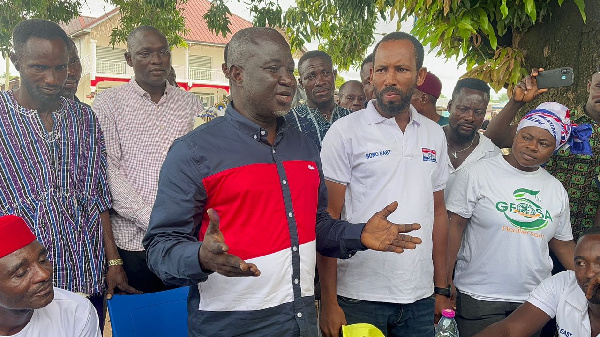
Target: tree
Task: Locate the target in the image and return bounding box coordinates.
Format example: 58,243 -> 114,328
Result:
107,0 -> 189,48
205,0 -> 597,108
0,0 -> 81,55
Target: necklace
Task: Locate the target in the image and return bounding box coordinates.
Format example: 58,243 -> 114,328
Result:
448,136 -> 476,158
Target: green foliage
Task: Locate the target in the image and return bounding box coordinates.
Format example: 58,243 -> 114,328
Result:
335,74 -> 345,89
109,0 -> 189,49
0,0 -> 81,54
203,0 -> 587,90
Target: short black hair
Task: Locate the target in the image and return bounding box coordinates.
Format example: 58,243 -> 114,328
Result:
12,19 -> 70,57
127,26 -> 167,52
372,32 -> 424,70
361,53 -> 374,70
579,227 -> 600,242
339,80 -> 363,95
227,27 -> 286,70
298,50 -> 333,74
67,37 -> 77,53
451,78 -> 491,101
223,43 -> 229,65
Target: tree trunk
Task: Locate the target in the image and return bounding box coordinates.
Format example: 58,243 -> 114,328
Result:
515,0 -> 599,111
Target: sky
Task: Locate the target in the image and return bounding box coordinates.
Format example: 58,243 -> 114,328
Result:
3,0 -> 483,98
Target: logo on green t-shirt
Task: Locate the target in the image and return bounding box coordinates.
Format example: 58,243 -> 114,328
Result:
495,188 -> 552,231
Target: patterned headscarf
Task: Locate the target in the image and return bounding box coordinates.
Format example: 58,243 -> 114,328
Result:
516,102 -> 593,155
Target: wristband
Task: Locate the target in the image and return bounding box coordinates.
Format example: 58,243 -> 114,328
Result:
108,258 -> 123,267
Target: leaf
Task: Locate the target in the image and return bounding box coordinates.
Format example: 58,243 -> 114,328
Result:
524,0 -> 536,22
500,0 -> 508,18
573,0 -> 587,23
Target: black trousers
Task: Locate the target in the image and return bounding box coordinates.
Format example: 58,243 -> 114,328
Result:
117,247 -> 176,294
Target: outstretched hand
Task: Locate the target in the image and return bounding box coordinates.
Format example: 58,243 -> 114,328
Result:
361,201 -> 422,253
198,209 -> 261,277
513,68 -> 548,103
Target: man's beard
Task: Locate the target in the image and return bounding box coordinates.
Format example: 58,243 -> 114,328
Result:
374,86 -> 413,117
449,122 -> 478,142
22,78 -> 62,107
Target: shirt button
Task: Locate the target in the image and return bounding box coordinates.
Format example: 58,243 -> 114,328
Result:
294,278 -> 299,284
292,246 -> 298,252
253,135 -> 258,140
288,212 -> 293,217
260,130 -> 266,135
282,180 -> 287,184
297,312 -> 302,318
272,149 -> 276,154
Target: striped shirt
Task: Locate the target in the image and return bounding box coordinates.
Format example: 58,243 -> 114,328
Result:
284,104 -> 352,149
93,80 -> 204,251
0,91 -> 111,295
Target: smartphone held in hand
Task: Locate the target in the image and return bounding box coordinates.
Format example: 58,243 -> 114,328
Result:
537,67 -> 574,89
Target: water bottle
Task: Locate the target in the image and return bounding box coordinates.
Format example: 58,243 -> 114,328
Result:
435,309 -> 459,337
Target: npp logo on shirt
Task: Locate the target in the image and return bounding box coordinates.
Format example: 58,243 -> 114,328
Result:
421,148 -> 437,163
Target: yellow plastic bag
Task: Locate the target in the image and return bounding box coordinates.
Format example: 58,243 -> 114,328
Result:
341,323 -> 385,337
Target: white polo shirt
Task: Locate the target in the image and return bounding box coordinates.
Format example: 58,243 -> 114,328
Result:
444,134 -> 500,199
527,271 -> 597,337
321,101 -> 449,304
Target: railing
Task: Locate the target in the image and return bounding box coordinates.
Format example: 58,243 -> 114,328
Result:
188,67 -> 227,83
96,60 -> 127,75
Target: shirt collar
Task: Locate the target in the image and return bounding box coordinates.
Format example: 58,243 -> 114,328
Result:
564,273 -> 589,315
224,103 -> 287,143
364,100 -> 421,127
129,79 -> 170,101
292,103 -> 348,120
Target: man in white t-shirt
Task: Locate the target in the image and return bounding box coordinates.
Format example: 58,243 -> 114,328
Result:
0,215 -> 100,337
318,31 -> 452,337
443,78 -> 501,198
476,228 -> 600,337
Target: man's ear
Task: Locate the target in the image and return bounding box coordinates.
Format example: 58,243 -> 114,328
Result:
416,67 -> 427,86
125,52 -> 133,67
298,76 -> 304,90
588,79 -> 592,93
9,52 -> 19,71
447,99 -> 453,112
333,69 -> 338,81
229,64 -> 243,87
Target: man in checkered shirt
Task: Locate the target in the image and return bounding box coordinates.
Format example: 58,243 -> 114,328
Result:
93,25 -> 204,293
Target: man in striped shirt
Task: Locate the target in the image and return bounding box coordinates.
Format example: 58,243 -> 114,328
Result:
94,26 -> 205,294
0,19 -> 136,329
285,50 -> 353,150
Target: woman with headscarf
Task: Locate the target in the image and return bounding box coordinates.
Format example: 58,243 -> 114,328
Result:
445,102 -> 593,337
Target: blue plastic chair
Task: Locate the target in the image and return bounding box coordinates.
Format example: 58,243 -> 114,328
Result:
107,286 -> 189,337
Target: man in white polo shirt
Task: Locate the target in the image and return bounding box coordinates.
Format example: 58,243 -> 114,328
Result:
476,227 -> 600,337
0,215 -> 100,337
318,32 -> 452,337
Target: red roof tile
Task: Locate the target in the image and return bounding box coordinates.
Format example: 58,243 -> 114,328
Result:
181,0 -> 253,45
62,0 -> 252,45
